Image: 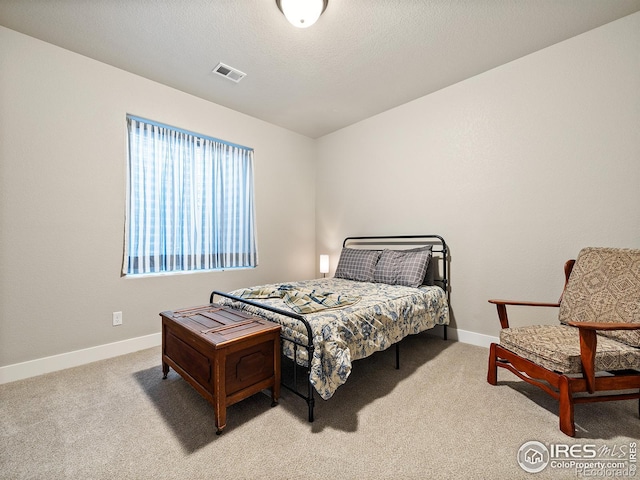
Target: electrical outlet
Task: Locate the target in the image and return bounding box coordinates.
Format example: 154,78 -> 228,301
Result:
112,311 -> 123,326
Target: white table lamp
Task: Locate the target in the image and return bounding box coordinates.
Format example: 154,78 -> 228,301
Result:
319,254 -> 329,277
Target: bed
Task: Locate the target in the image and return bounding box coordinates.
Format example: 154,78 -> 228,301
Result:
210,235 -> 450,421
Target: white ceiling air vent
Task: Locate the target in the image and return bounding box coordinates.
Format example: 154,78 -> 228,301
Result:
212,62 -> 246,83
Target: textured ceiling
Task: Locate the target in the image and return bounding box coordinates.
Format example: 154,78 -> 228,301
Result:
1,0 -> 639,138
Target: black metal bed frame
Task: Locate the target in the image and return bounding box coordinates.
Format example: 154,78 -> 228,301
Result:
209,234 -> 449,423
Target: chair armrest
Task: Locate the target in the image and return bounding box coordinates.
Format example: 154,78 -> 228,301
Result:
489,299 -> 560,307
566,321 -> 640,394
566,321 -> 640,331
488,299 -> 560,329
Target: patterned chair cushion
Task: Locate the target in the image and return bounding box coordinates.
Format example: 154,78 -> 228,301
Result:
499,325 -> 640,374
558,247 -> 640,348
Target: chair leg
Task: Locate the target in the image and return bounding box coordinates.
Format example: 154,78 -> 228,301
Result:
487,343 -> 498,386
558,375 -> 576,437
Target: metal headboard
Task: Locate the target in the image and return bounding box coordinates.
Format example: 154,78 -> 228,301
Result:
341,234 -> 449,293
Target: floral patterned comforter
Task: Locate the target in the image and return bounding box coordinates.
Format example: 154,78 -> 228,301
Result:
218,278 -> 449,400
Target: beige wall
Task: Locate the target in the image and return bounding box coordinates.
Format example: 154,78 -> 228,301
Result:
315,12 -> 640,339
0,27 -> 316,367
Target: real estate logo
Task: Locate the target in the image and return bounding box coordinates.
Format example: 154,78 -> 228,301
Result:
517,440 -> 637,476
518,441 -> 550,473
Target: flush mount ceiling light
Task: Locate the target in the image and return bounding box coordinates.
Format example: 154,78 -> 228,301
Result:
276,0 -> 328,28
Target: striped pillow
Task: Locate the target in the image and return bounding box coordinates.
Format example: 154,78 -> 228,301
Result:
334,248 -> 381,282
374,246 -> 432,288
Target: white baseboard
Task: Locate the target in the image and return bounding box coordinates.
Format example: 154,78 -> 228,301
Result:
0,327 -> 496,385
445,327 -> 498,349
0,333 -> 162,385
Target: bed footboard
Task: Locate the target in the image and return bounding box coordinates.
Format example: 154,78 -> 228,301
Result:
209,290 -> 317,422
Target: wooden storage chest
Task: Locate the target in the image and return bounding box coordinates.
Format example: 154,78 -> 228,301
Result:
161,305 -> 281,434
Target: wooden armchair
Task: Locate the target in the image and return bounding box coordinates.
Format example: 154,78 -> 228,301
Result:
487,247 -> 640,436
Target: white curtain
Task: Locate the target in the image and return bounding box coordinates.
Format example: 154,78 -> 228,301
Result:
124,116 -> 257,275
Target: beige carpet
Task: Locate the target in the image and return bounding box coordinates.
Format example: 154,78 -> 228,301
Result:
1,334 -> 637,479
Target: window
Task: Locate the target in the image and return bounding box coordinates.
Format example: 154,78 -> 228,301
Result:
124,115 -> 257,275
